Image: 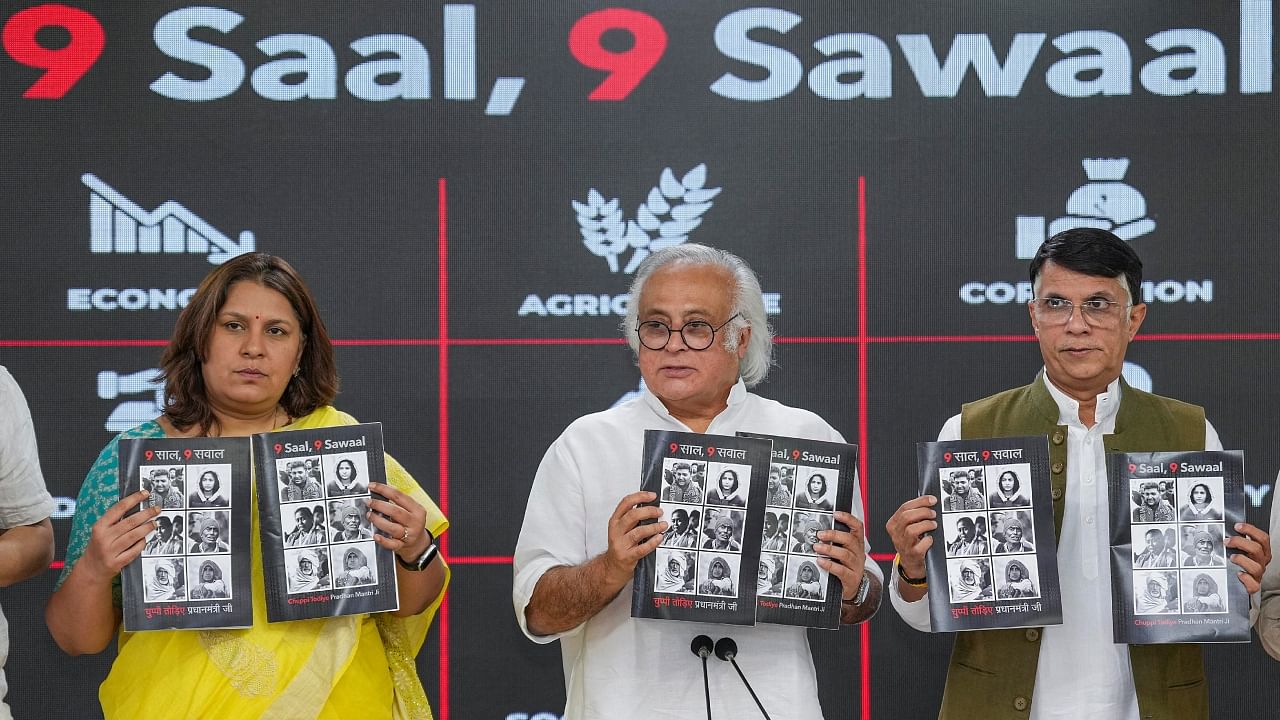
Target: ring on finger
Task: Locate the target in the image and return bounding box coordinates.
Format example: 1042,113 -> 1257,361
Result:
401,527 -> 410,542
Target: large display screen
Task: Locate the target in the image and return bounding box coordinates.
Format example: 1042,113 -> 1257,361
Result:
0,2 -> 1276,718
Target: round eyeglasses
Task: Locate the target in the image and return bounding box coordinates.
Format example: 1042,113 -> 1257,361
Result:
635,313 -> 741,351
1030,297 -> 1130,327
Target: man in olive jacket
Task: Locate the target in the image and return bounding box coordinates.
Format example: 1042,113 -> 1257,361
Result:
885,228 -> 1272,719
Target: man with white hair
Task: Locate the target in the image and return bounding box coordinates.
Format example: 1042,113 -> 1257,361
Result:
514,244 -> 881,719
885,228 -> 1272,719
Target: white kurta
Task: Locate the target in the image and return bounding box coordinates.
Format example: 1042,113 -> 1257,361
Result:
514,380 -> 881,720
0,367 -> 55,720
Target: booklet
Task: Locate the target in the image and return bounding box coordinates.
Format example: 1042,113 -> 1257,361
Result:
254,423 -> 399,622
631,430 -> 772,626
739,433 -> 858,630
1108,450 -> 1250,643
918,436 -> 1063,632
119,436 -> 253,631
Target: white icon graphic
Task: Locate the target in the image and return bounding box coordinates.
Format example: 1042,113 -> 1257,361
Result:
573,164 -> 721,274
1015,158 -> 1156,259
1121,361 -> 1152,393
83,173 -> 255,265
98,369 -> 164,432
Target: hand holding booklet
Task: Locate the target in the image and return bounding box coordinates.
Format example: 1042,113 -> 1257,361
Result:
917,435 -> 1063,632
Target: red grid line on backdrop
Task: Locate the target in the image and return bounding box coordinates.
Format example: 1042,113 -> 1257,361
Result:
8,333 -> 1280,350
21,177 -> 1280,720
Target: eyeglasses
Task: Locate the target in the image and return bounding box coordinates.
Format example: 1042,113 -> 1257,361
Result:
635,313 -> 740,351
1030,297 -> 1131,327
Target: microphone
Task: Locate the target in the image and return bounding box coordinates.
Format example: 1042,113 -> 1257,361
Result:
714,637 -> 773,720
691,634 -> 714,658
690,635 -> 714,720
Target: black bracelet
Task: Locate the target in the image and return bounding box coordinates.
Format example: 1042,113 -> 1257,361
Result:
895,554 -> 927,587
396,543 -> 440,572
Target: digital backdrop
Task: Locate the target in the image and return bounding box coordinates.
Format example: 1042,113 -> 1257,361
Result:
0,2 -> 1276,718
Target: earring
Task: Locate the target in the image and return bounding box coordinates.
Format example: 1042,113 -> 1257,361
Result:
292,367 -> 300,378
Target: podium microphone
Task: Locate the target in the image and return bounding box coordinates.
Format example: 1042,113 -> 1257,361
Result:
714,637 -> 773,720
690,635 -> 714,720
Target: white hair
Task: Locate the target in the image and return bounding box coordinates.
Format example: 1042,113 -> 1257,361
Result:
621,243 -> 773,386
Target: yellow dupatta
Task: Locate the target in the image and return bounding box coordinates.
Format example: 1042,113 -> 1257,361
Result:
100,407 -> 449,720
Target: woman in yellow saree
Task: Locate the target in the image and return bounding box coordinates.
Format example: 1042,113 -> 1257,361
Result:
46,254 -> 449,720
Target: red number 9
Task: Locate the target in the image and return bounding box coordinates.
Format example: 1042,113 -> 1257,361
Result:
568,8 -> 666,101
3,4 -> 105,99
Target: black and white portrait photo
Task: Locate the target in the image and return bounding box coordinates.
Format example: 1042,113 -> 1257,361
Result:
187,556 -> 232,600
705,462 -> 751,508
1130,479 -> 1176,523
790,512 -> 832,554
783,557 -> 827,601
660,460 -> 705,504
330,499 -> 374,542
701,508 -> 746,552
654,548 -> 696,594
1131,524 -> 1179,568
765,464 -> 794,507
1177,477 -> 1225,522
142,512 -> 186,556
188,511 -> 231,554
141,465 -> 185,510
278,456 -> 324,502
324,452 -> 370,498
943,512 -> 989,557
1134,569 -> 1179,614
990,510 -> 1035,554
187,464 -> 231,508
946,557 -> 992,603
1180,524 -> 1226,567
940,467 -> 986,512
761,511 -> 790,552
333,542 -> 378,588
282,503 -> 328,547
142,557 -> 186,603
659,504 -> 700,548
696,553 -> 739,597
993,556 -> 1040,599
285,547 -> 331,594
793,467 -> 835,511
757,553 -> 785,597
986,464 -> 1032,508
1180,569 -> 1229,613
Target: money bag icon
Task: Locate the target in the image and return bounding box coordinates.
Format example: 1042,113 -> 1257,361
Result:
1015,158 -> 1155,258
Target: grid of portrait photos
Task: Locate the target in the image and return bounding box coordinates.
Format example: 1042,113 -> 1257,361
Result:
752,461 -> 839,603
938,464 -> 1043,605
655,457 -> 755,599
276,451 -> 381,595
139,463 -> 235,604
1129,475 -> 1229,616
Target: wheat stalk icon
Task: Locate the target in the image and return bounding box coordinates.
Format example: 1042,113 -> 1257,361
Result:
573,164 -> 721,273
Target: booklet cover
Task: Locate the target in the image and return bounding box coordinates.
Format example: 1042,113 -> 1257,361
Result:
631,430 -> 772,626
1108,450 -> 1250,643
119,436 -> 253,631
254,423 -> 399,622
739,433 -> 857,630
918,436 -> 1063,632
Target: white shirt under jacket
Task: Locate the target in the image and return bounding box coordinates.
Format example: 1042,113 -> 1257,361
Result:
890,373 -> 1227,720
514,379 -> 881,720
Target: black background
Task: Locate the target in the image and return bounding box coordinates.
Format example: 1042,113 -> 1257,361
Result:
0,2 -> 1276,718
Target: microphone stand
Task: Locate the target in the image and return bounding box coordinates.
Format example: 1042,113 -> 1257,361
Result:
715,637 -> 773,720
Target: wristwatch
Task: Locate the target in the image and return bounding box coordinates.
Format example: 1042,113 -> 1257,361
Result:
842,570 -> 872,606
396,542 -> 440,572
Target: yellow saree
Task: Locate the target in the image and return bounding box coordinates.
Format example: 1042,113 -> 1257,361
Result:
97,407 -> 449,719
